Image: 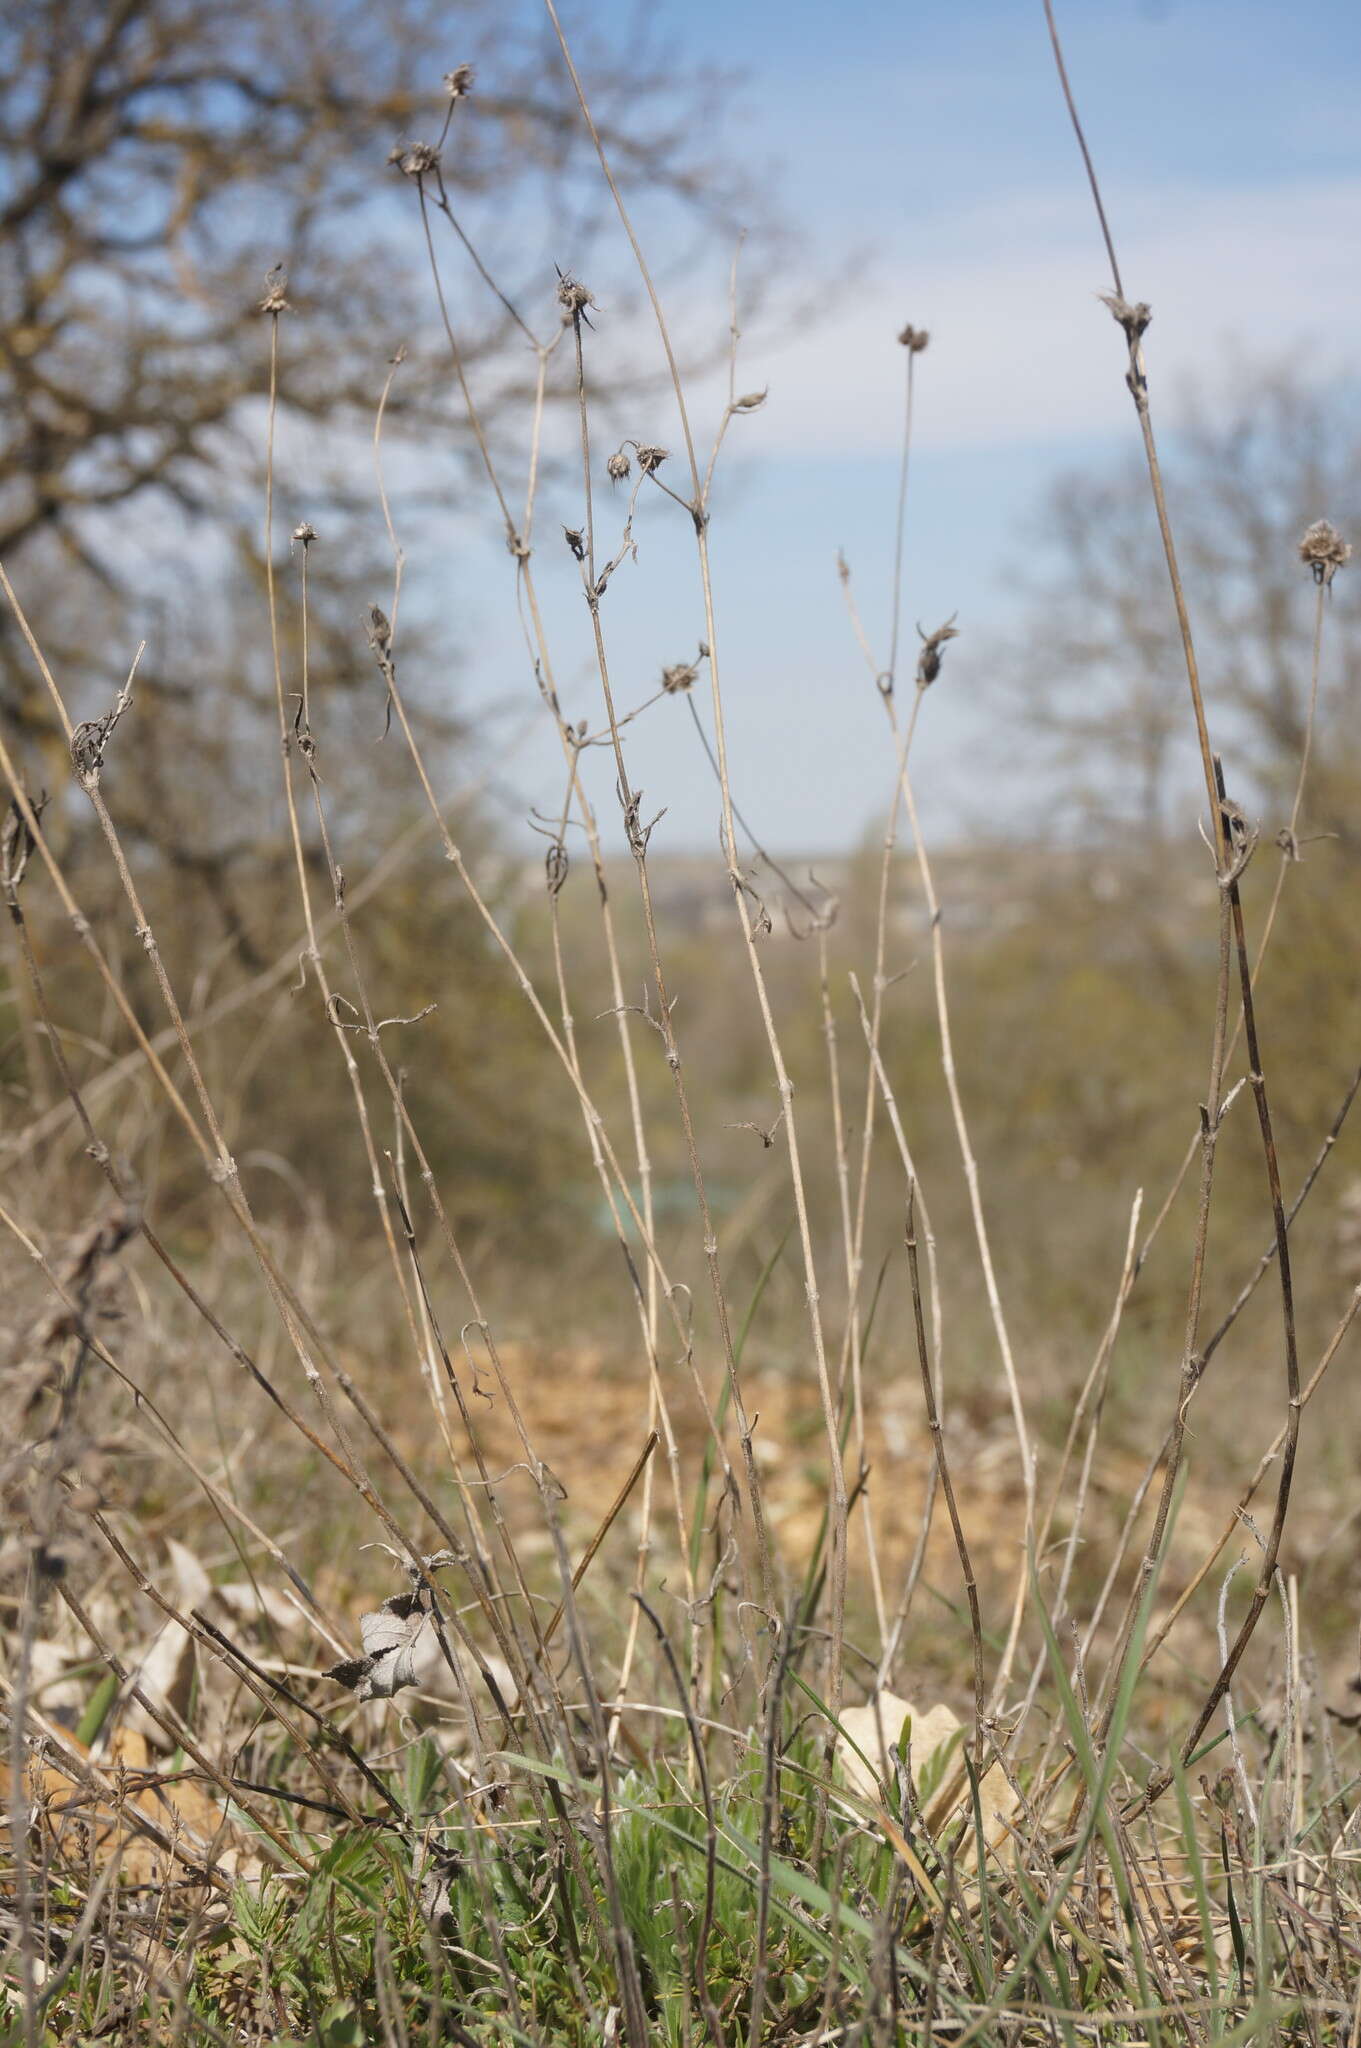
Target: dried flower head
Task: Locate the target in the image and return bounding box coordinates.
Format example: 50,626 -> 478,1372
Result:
390,141 -> 441,179
897,324 -> 930,353
562,526 -> 585,561
257,265 -> 289,315
606,450 -> 632,483
916,615 -> 960,688
366,604 -> 393,658
661,659 -> 698,695
1099,292 -> 1152,342
1298,519 -> 1351,587
556,272 -> 596,322
444,64 -> 475,98
636,445 -> 668,474
732,388 -> 768,411
292,521 -> 315,547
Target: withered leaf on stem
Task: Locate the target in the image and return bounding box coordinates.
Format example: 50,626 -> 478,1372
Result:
327,1588 -> 428,1702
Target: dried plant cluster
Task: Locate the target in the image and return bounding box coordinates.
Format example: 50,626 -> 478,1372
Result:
2,6 -> 1360,2045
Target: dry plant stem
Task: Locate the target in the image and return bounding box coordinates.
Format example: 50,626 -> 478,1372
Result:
826,686 -> 929,1653
633,1596 -> 727,2048
1046,0 -> 1303,1779
69,706 -> 478,1617
543,0 -> 848,1706
393,216 -> 726,1592
1144,1285 -> 1361,1679
37,680 -> 398,1534
1090,891 -> 1229,1753
262,320 -> 496,1591
848,682 -> 926,1360
372,341 -> 690,1716
819,928 -> 887,1646
264,331 -> 425,1368
0,742 -> 383,1523
564,302 -> 776,1633
369,558 -> 727,1524
4,639 -> 555,1766
0,802 -> 464,1172
6,1557 -> 39,2048
890,702 -> 1034,1707
906,1189 -> 986,1749
305,763 -> 668,1799
1074,1047 -> 1359,1699
1019,1191 -> 1144,1762
846,974 -> 945,1683
540,854 -> 689,1710
1037,1189 -> 1143,1603
532,759 -> 684,1698
1199,1061 -> 1359,1365
0,1198 -> 325,1619
543,1524 -> 651,2048
0,716 -> 212,1174
1099,568 -> 1330,1339
692,396 -> 848,1717
1164,811 -> 1302,1742
1072,842 -> 1353,1718
886,344 -> 919,696
283,505 -> 566,1736
539,812 -> 692,1703
828,351 -> 928,1661
525,1433 -> 660,1686
748,1628 -> 795,2048
1249,575 -> 1326,986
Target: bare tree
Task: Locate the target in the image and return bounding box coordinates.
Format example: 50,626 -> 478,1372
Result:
0,0 -> 750,892
1006,368 -> 1360,843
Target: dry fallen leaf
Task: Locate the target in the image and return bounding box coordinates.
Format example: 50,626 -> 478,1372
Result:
836,1691 -> 1020,1868
1,1723 -> 239,1893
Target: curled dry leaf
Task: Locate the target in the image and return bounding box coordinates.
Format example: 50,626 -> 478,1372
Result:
836,1691 -> 1018,1870
328,1588 -> 428,1702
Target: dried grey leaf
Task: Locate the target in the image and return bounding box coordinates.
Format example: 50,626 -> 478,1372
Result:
327,1588 -> 428,1701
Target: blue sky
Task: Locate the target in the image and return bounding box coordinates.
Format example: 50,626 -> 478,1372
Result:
391,1 -> 1361,854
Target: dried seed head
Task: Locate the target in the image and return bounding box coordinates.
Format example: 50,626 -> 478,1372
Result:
1298,519 -> 1351,587
636,445 -> 668,474
563,526 -> 585,560
444,63 -> 475,98
556,272 -> 596,320
390,141 -> 441,178
661,659 -> 698,695
292,521 -> 315,547
897,324 -> 930,353
366,604 -> 393,657
916,615 -> 960,688
257,265 -> 289,315
732,388 -> 768,411
1099,292 -> 1152,341
606,450 -> 632,483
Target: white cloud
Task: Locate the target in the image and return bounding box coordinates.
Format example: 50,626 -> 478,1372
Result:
708,176 -> 1361,457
